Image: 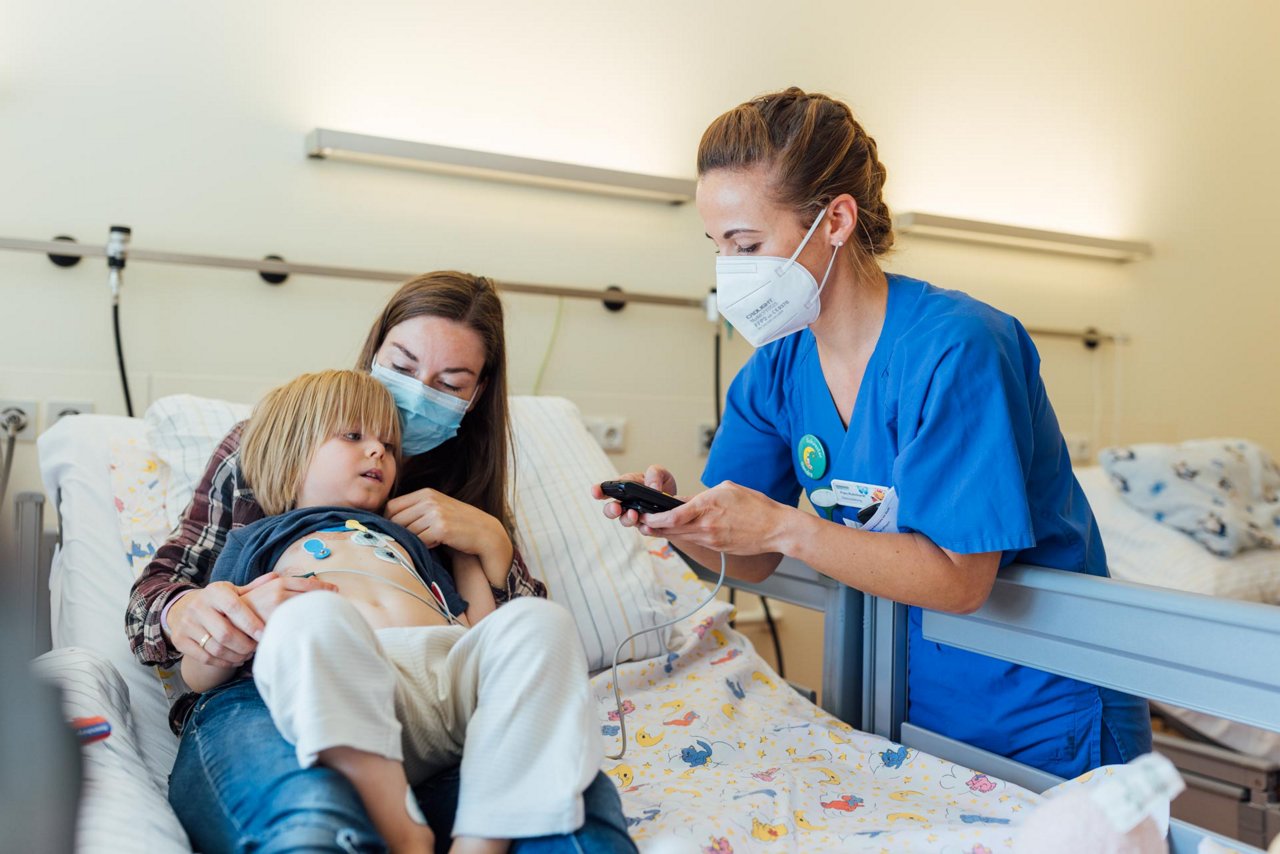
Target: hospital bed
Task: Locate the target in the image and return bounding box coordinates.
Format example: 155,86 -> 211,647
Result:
15,394 -> 1280,852
1075,465 -> 1280,845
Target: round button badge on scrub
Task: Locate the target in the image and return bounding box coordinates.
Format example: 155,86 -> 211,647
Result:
798,434 -> 828,480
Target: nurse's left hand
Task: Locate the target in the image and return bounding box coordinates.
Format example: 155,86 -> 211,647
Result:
639,480 -> 788,555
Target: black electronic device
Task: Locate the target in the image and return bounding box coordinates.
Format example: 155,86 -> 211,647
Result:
857,502 -> 880,525
600,480 -> 684,514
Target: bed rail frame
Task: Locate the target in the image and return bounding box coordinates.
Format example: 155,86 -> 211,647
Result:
688,555 -> 1280,853
11,491 -> 56,661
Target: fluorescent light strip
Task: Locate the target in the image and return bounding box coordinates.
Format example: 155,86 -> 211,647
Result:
306,128 -> 696,205
896,212 -> 1150,262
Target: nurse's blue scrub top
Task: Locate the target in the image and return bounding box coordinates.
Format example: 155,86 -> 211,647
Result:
704,274 -> 1149,778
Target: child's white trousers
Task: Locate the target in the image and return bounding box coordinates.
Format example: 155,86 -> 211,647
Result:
253,592 -> 601,838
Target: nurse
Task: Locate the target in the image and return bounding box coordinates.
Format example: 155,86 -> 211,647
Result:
594,87 -> 1151,777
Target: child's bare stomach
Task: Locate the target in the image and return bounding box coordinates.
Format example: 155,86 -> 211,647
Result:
318,574 -> 452,630
271,532 -> 452,631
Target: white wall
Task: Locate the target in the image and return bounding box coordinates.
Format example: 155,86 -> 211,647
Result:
3,1 -> 1279,662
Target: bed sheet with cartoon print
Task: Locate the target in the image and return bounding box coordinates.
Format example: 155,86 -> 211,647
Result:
603,545 -> 1041,854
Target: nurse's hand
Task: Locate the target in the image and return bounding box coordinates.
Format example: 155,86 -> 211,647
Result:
590,465 -> 679,528
638,480 -> 787,555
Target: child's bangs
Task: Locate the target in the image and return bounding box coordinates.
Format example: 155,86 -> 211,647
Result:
329,373 -> 402,446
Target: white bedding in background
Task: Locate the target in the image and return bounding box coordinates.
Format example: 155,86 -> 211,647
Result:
1077,466 -> 1280,602
1097,439 -> 1280,557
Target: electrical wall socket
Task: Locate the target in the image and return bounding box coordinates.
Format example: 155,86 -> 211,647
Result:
0,400 -> 38,441
46,400 -> 95,426
696,422 -> 716,457
1064,433 -> 1093,463
583,416 -> 627,453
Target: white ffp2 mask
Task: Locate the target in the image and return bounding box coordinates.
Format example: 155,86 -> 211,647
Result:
715,208 -> 840,348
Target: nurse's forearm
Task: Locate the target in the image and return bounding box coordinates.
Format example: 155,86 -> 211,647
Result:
665,538 -> 783,583
774,511 -> 996,614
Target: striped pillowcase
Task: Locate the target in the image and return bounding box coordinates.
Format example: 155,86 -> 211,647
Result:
508,397 -> 671,669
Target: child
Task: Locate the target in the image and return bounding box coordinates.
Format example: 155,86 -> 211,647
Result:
182,370 -> 599,854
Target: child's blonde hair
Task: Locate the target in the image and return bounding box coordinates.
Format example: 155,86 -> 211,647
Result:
241,370 -> 402,515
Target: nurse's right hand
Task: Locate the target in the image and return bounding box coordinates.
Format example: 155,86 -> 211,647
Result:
168,572 -> 335,668
590,464 -> 679,528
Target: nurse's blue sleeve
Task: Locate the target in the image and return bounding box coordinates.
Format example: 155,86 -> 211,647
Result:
892,328 -> 1037,555
702,352 -> 802,507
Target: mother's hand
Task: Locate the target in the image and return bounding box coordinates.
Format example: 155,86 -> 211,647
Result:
386,487 -> 509,556
167,572 -> 336,668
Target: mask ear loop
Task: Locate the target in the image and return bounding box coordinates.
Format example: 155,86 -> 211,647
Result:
805,240 -> 843,309
779,207 -> 830,274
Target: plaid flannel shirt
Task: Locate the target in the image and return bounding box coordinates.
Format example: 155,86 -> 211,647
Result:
126,422 -> 547,668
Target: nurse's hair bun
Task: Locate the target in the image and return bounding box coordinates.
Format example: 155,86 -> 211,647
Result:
698,86 -> 894,257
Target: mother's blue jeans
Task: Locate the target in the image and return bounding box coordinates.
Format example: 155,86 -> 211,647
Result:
169,679 -> 636,854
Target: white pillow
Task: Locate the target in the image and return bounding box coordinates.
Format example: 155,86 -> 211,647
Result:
1078,465 -> 1280,603
140,393 -> 672,669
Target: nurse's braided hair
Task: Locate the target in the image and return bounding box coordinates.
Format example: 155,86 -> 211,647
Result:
697,87 -> 894,257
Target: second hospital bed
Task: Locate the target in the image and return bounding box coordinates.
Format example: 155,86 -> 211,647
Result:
1076,464 -> 1280,844
19,393 -> 1280,852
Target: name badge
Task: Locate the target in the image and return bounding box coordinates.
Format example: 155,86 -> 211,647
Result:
830,479 -> 888,509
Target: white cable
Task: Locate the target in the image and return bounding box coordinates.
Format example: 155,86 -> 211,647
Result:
605,549 -> 727,761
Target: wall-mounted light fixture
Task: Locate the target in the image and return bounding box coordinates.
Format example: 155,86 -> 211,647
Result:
305,128 -> 696,205
896,212 -> 1150,262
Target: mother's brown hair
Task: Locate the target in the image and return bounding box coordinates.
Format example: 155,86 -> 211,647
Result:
356,271 -> 515,535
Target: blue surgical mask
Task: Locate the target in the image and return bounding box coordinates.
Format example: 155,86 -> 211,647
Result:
371,362 -> 474,456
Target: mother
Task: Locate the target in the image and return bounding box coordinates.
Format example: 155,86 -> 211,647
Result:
128,271 -> 635,853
